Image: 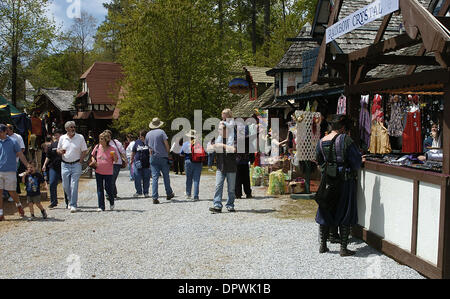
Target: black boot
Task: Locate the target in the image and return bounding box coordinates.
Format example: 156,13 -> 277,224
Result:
319,225 -> 330,253
339,225 -> 356,257
328,226 -> 340,244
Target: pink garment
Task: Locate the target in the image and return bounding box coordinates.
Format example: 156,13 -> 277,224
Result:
371,94 -> 384,122
93,145 -> 119,175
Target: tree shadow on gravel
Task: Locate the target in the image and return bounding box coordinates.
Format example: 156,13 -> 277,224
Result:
27,217 -> 65,223
235,209 -> 277,214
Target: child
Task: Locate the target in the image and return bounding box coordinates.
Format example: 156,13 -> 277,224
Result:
22,163 -> 48,220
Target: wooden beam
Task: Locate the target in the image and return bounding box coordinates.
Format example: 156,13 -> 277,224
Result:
354,13 -> 394,84
365,55 -> 440,65
348,34 -> 420,63
311,0 -> 343,83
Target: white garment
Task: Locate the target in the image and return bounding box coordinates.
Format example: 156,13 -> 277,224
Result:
57,133 -> 88,163
9,133 -> 25,163
126,141 -> 136,159
109,139 -> 126,165
222,119 -> 235,146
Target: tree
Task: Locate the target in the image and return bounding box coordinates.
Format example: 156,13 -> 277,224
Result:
66,11 -> 97,74
113,0 -> 236,135
0,0 -> 55,107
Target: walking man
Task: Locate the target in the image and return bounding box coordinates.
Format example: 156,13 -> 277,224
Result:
208,118 -> 237,213
0,124 -> 30,221
6,124 -> 25,198
146,118 -> 174,204
57,121 -> 88,212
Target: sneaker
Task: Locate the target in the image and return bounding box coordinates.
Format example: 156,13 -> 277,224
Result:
227,207 -> 236,212
144,194 -> 150,198
48,204 -> 57,209
8,197 -> 14,202
193,197 -> 199,201
209,207 -> 222,213
153,199 -> 160,204
41,210 -> 47,219
185,194 -> 192,200
208,168 -> 214,172
133,193 -> 142,198
96,208 -> 103,212
70,206 -> 77,213
27,215 -> 36,221
167,193 -> 175,200
246,194 -> 253,199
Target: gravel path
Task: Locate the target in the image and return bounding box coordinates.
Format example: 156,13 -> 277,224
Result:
0,170 -> 425,279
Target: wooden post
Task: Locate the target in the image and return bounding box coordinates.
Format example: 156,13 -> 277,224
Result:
442,71 -> 450,278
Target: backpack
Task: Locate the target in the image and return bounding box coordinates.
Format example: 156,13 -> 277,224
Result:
315,134 -> 346,211
191,142 -> 207,163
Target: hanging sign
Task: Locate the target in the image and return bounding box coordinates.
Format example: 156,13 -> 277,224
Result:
326,0 -> 399,44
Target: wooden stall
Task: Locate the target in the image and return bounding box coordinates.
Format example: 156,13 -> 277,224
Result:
311,0 -> 450,278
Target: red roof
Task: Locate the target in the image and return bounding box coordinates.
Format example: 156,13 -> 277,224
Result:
81,62 -> 124,105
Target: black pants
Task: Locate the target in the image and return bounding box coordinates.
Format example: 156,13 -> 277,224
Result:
173,154 -> 184,174
235,163 -> 251,198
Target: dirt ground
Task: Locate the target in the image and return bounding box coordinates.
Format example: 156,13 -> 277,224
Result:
0,177 -> 92,233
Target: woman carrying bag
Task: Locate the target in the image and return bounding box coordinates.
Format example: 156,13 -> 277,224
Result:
181,130 -> 206,201
90,132 -> 118,211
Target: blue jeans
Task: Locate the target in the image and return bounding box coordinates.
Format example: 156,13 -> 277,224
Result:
185,160 -> 202,198
111,164 -> 121,198
134,165 -> 151,195
213,170 -> 236,209
49,167 -> 67,206
150,156 -> 173,199
127,157 -> 134,180
95,173 -> 114,210
208,153 -> 215,167
61,162 -> 82,208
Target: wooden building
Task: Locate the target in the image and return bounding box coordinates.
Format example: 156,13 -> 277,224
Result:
74,62 -> 124,136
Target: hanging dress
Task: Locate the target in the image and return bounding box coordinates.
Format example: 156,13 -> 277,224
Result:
359,95 -> 371,148
369,122 -> 392,154
387,100 -> 404,137
402,108 -> 422,153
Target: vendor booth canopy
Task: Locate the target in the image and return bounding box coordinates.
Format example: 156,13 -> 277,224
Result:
0,95 -> 21,115
229,78 -> 250,94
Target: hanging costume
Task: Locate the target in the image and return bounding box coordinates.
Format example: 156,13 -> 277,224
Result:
402,95 -> 422,153
337,95 -> 346,115
369,94 -> 392,154
359,95 -> 371,149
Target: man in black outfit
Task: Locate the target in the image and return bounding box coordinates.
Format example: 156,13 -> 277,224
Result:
235,122 -> 254,199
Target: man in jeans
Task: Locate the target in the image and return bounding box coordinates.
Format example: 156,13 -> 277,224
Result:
57,121 -> 88,213
208,120 -> 237,213
145,118 -> 174,204
0,124 -> 30,221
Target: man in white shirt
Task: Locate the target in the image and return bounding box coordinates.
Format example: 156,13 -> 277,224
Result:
5,124 -> 25,199
57,121 -> 88,212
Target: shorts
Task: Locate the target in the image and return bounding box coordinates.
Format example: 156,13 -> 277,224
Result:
27,195 -> 41,204
0,172 -> 17,191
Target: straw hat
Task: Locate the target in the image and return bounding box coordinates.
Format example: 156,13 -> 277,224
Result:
185,129 -> 197,138
149,117 -> 164,129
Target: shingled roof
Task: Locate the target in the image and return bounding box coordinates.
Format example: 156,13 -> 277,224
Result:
232,85 -> 274,118
81,62 -> 124,105
243,66 -> 273,85
35,88 -> 76,112
267,23 -> 319,76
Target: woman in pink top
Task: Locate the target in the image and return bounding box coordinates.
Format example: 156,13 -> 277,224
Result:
90,132 -> 118,211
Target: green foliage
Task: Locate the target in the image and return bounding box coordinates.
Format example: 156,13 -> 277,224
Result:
112,0 -> 235,135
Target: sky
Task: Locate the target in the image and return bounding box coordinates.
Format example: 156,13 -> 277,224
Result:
47,0 -> 111,31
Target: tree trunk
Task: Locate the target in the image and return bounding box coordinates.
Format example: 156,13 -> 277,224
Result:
264,0 -> 270,59
251,0 -> 257,56
11,54 -> 18,107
